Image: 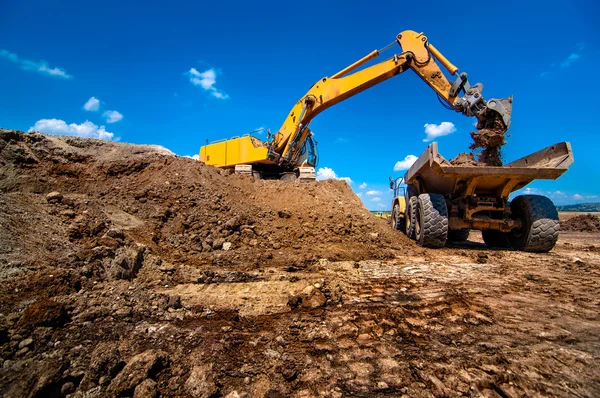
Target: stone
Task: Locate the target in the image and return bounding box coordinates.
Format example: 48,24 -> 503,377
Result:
61,382 -> 76,395
277,210 -> 291,219
109,349 -> 169,395
105,228 -> 125,240
16,347 -> 29,356
222,242 -> 232,251
185,364 -> 219,398
18,338 -> 33,349
288,285 -> 327,309
46,191 -> 63,203
212,238 -> 225,250
133,378 -> 158,398
18,300 -> 68,330
114,307 -> 132,318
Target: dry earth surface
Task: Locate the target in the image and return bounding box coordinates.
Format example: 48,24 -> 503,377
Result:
0,129 -> 599,397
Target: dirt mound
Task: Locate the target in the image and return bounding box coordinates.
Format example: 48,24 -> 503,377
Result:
2,129 -> 600,397
561,213 -> 600,232
450,152 -> 485,166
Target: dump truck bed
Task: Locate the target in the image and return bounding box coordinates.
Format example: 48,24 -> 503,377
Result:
404,142 -> 574,199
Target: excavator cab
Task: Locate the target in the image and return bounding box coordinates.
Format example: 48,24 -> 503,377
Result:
295,129 -> 318,168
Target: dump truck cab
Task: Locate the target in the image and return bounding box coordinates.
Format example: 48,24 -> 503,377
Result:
389,177 -> 408,232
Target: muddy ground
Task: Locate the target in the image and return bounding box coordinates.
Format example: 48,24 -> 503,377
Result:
1,130 -> 599,397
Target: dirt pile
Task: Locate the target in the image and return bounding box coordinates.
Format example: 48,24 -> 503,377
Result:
450,152 -> 485,166
561,213 -> 600,232
2,129 -> 600,397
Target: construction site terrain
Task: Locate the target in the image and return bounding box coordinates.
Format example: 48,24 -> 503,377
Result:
0,130 -> 599,397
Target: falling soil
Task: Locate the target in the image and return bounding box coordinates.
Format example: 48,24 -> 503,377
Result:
1,129 -> 600,397
561,213 -> 600,232
469,107 -> 508,166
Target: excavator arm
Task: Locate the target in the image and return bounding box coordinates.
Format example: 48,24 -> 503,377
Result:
272,30 -> 512,168
199,30 -> 512,175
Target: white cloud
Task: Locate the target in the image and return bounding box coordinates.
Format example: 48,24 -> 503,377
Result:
394,154 -> 418,171
316,167 -> 352,184
523,187 -> 540,195
359,182 -> 367,189
188,68 -> 229,99
366,190 -> 382,196
372,197 -> 381,202
184,154 -> 200,160
103,110 -> 123,123
356,192 -> 363,198
572,194 -> 584,201
561,53 -> 581,68
29,119 -> 115,140
1,49 -> 72,79
83,97 -> 100,111
423,122 -> 456,142
377,203 -> 386,209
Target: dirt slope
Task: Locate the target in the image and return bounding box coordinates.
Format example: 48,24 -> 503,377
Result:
1,129 -> 600,398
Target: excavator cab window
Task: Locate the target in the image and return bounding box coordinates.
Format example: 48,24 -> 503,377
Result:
297,134 -> 318,168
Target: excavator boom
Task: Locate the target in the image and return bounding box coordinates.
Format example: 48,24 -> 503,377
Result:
199,30 -> 512,178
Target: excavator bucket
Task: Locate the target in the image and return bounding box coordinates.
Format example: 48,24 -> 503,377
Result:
487,96 -> 513,129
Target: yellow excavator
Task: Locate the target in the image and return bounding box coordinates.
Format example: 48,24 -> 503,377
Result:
199,30 -> 512,180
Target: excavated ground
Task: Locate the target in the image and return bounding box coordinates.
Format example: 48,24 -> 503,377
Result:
1,130 -> 599,397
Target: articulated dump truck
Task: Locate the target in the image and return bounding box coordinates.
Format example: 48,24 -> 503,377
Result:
390,142 -> 574,252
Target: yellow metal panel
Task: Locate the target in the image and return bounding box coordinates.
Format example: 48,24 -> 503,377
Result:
396,196 -> 406,216
199,136 -> 270,168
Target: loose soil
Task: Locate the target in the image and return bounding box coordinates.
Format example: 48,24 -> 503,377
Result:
561,213 -> 600,232
469,107 -> 508,166
449,152 -> 485,166
1,129 -> 599,397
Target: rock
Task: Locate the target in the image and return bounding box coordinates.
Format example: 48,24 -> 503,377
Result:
288,285 -> 327,309
80,342 -> 123,390
167,295 -> 182,310
225,392 -> 242,398
476,252 -> 489,264
110,349 -> 169,395
61,382 -> 76,395
16,347 -> 29,356
114,307 -> 133,318
375,381 -> 389,391
18,300 -> 68,330
46,191 -> 63,203
369,232 -> 379,241
212,238 -> 225,250
222,242 -> 232,251
18,338 -> 33,349
272,242 -> 281,250
185,364 -> 219,398
108,246 -> 145,280
278,210 -> 291,219
105,228 -> 125,240
133,378 -> 158,398
224,217 -> 240,230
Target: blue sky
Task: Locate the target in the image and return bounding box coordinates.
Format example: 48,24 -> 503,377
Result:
1,0 -> 598,209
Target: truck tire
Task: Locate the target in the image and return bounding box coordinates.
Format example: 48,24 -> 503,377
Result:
508,195 -> 559,253
392,204 -> 405,232
448,229 -> 470,242
415,193 -> 448,248
482,230 -> 511,248
405,196 -> 418,240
